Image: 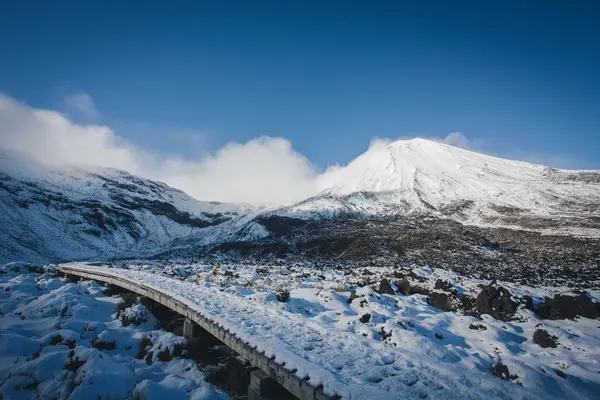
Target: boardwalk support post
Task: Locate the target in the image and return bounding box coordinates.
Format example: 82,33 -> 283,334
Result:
183,318 -> 197,341
248,369 -> 276,400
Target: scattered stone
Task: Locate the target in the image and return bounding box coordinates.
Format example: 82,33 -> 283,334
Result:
347,291 -> 358,304
157,344 -> 184,362
469,323 -> 487,331
396,279 -> 412,295
92,338 -> 116,351
65,350 -> 86,372
435,332 -> 444,340
276,289 -> 290,302
428,292 -> 456,312
359,313 -> 371,323
475,285 -> 518,321
522,295 -> 534,310
536,293 -> 600,320
50,334 -> 63,346
434,279 -> 456,294
377,279 -> 396,295
137,336 -> 152,360
491,362 -> 518,381
460,293 -> 476,311
396,279 -> 431,296
555,370 -> 567,379
379,327 -> 392,341
533,329 -> 559,348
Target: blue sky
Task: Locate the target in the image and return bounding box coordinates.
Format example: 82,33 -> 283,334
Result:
1,0 -> 599,172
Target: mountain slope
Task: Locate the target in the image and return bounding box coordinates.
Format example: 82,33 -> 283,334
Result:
0,148 -> 251,263
272,138 -> 600,236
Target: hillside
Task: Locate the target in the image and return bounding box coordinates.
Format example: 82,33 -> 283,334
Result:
0,148 -> 250,263
274,138 -> 600,236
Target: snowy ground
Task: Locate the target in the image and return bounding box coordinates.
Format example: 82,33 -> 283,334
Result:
59,262 -> 600,399
0,262 -> 229,400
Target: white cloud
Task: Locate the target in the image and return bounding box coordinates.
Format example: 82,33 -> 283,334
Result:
63,91 -> 99,119
440,132 -> 485,151
367,132 -> 485,152
2,93 -> 584,206
0,94 -> 318,204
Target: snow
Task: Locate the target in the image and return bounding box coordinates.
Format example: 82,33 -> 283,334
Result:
272,138 -> 600,236
0,264 -> 228,400
2,139 -> 599,266
0,147 -> 259,263
61,262 -> 600,399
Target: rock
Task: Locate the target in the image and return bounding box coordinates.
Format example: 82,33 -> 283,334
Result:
359,313 -> 371,323
533,329 -> 559,348
396,279 -> 412,295
379,327 -> 392,341
469,323 -> 487,331
475,285 -> 518,321
434,279 -> 456,294
396,279 -> 431,296
522,295 -> 534,310
377,279 -> 396,295
93,339 -> 116,351
428,292 -> 456,312
460,293 -> 476,311
347,291 -> 358,304
491,362 -> 518,381
536,293 -> 600,320
276,289 -> 290,303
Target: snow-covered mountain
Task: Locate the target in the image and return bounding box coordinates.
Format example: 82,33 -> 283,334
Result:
272,138 -> 600,236
0,148 -> 251,263
2,138 -> 599,265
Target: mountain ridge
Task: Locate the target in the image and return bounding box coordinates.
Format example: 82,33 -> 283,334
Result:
1,140 -> 599,267
0,148 -> 251,263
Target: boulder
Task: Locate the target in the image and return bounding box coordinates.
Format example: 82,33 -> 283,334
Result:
460,293 -> 476,311
377,279 -> 396,295
359,313 -> 371,323
469,323 -> 487,331
428,292 -> 456,311
536,293 -> 600,320
434,279 -> 456,294
396,279 -> 431,296
532,329 -> 558,348
475,285 -> 518,321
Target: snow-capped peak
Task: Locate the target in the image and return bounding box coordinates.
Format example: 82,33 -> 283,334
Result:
275,138 -> 600,233
319,138 -> 545,200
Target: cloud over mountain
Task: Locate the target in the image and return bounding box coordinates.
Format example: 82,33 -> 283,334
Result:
0,94 -> 318,204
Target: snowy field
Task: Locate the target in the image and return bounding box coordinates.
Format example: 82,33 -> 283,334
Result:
54,262 -> 600,399
0,263 -> 229,400
2,260 -> 599,399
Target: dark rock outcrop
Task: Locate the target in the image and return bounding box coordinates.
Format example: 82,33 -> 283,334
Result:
536,293 -> 600,320
532,329 -> 559,348
469,323 -> 487,331
377,279 -> 396,295
396,279 -> 431,296
491,362 -> 518,381
434,279 -> 456,294
428,292 -> 456,312
475,285 -> 518,321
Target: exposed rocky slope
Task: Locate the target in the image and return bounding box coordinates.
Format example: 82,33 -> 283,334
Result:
2,139 -> 599,287
0,149 -> 250,263
162,140 -> 600,286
